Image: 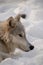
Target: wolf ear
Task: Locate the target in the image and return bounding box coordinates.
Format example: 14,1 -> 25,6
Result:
15,14 -> 26,21
7,16 -> 16,28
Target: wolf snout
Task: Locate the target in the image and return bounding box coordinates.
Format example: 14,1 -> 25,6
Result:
29,45 -> 34,50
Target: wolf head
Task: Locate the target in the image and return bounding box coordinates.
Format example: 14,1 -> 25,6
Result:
0,14 -> 34,52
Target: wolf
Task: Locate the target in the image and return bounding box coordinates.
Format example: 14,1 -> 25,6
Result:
0,14 -> 34,62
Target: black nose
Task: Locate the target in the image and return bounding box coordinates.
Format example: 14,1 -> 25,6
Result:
29,45 -> 34,50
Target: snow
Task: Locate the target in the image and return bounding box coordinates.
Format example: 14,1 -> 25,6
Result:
0,0 -> 43,65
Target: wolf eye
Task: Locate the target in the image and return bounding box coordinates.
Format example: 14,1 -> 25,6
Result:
18,34 -> 22,37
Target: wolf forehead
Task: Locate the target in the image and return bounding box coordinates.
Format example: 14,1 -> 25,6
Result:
9,15 -> 25,35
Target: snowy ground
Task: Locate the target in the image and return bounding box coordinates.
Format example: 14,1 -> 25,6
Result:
0,0 -> 43,65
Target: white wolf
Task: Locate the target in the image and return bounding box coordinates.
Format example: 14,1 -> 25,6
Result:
0,14 -> 34,62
